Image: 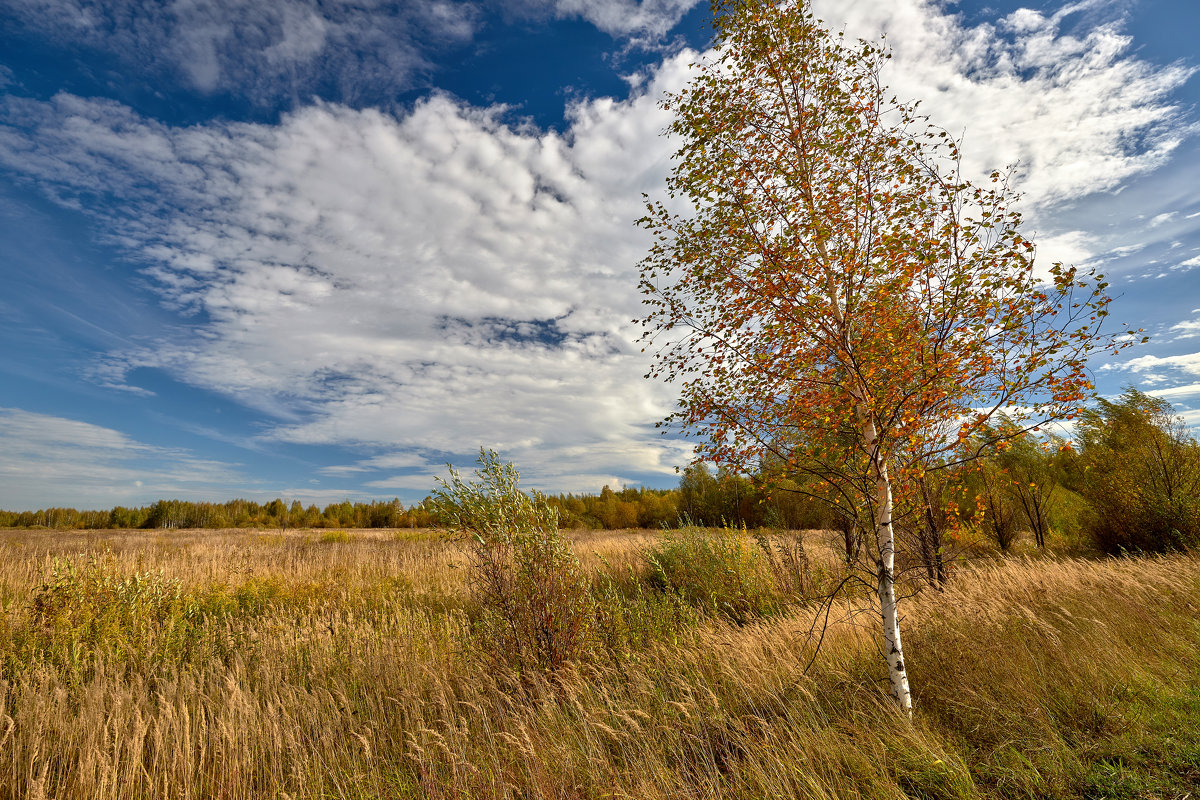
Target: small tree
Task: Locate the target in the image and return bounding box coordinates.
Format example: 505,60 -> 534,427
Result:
431,450 -> 595,672
966,458 -> 1021,552
984,418 -> 1066,549
1077,389 -> 1200,553
638,0 -> 1134,713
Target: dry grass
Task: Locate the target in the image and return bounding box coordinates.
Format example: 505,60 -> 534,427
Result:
0,527 -> 1196,799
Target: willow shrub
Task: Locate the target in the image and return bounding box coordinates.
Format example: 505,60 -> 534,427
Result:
10,554 -> 250,678
432,450 -> 597,673
643,525 -> 786,624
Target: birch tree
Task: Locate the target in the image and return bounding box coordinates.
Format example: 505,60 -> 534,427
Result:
637,0 -> 1136,714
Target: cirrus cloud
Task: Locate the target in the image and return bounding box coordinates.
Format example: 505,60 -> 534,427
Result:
0,407 -> 247,508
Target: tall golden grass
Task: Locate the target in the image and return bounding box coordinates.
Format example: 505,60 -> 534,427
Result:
0,527 -> 1196,799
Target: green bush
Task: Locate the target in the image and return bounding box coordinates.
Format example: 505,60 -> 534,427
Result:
17,555 -> 229,675
1076,389 -> 1200,554
30,555 -> 187,635
643,525 -> 785,624
589,562 -> 700,657
432,450 -> 596,672
1086,495 -> 1200,555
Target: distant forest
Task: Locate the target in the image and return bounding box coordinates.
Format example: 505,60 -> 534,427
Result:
4,389 -> 1200,555
0,463 -> 821,532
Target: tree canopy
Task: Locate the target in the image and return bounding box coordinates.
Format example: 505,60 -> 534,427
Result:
638,0 -> 1136,713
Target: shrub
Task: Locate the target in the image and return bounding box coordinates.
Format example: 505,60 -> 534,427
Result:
643,525 -> 784,624
590,568 -> 699,657
20,554 -> 215,675
1086,495 -> 1200,555
31,555 -> 186,635
1076,389 -> 1200,553
432,449 -> 596,672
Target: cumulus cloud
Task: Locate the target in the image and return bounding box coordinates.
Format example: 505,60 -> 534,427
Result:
1,0 -> 1196,489
815,0 -> 1196,209
548,0 -> 702,40
0,51 -> 697,490
0,0 -> 704,106
0,407 -> 247,508
1,0 -> 479,104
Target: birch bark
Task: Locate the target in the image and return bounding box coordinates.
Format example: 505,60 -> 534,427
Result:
862,413 -> 913,715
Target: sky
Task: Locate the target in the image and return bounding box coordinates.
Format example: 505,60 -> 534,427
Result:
0,0 -> 1197,510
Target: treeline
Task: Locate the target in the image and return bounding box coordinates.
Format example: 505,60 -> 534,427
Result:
553,387 -> 1200,556
0,498 -> 437,532
539,388 -> 1200,557
3,389 -> 1198,554
549,470 -> 827,531
0,475 -> 816,533
0,487 -> 714,533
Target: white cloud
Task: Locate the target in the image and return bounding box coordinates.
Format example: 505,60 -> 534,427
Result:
1,1 -> 1195,491
320,452 -> 433,476
317,465 -> 370,476
1124,351 -> 1200,377
1,0 -> 478,103
0,54 -> 696,490
364,473 -> 444,491
0,407 -> 247,508
364,453 -> 438,470
817,0 -> 1196,208
1027,229 -> 1097,275
1109,243 -> 1148,258
1174,254 -> 1200,273
1167,319 -> 1200,341
550,0 -> 702,40
1147,382 -> 1200,401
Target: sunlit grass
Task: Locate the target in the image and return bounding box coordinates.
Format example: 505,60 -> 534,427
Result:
0,527 -> 1195,799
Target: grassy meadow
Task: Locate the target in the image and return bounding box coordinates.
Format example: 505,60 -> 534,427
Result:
0,525 -> 1197,799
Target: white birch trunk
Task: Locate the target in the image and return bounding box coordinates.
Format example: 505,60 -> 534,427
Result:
824,258 -> 913,715
862,416 -> 913,716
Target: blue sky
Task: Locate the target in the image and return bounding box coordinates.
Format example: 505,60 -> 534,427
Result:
0,0 -> 1197,510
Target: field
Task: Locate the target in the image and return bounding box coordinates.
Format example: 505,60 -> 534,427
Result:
0,526 -> 1197,799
